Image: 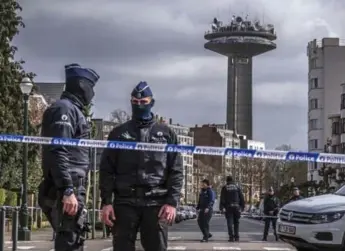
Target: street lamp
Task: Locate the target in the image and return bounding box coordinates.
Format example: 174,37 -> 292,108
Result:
18,77 -> 33,241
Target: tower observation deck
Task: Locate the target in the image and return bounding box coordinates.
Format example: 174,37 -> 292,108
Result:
204,16 -> 277,139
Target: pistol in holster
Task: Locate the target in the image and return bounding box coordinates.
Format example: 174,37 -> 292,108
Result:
75,208 -> 90,245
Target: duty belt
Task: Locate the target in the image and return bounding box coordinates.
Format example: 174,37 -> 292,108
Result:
116,187 -> 168,198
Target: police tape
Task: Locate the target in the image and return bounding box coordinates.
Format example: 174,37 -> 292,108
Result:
0,133 -> 344,164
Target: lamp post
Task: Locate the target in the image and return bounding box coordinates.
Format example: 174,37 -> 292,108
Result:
18,77 -> 33,241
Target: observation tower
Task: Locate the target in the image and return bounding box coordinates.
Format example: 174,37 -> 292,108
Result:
204,16 -> 277,139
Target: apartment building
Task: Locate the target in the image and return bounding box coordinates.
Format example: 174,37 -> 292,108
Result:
166,120 -> 195,204
92,118 -> 118,167
191,124 -> 242,192
307,38 -> 345,182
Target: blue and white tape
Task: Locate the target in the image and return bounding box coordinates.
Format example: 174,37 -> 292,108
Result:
0,134 -> 344,164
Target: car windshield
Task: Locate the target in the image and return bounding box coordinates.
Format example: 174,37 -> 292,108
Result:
334,185 -> 345,196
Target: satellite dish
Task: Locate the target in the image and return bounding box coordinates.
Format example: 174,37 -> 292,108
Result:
235,16 -> 243,23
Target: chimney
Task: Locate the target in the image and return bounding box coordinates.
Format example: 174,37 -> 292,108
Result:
169,118 -> 172,124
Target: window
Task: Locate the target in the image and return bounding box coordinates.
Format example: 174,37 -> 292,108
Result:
332,144 -> 341,153
332,121 -> 340,135
309,119 -> 318,130
309,58 -> 317,69
342,143 -> 345,154
341,94 -> 345,110
309,139 -> 318,149
309,99 -> 318,109
309,78 -> 319,89
342,118 -> 345,133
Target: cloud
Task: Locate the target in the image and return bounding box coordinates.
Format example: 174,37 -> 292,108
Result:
14,0 -> 345,150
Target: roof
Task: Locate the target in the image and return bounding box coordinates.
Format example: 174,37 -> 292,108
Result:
35,82 -> 65,104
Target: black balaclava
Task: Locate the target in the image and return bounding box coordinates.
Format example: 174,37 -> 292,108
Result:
131,81 -> 154,121
64,63 -> 100,106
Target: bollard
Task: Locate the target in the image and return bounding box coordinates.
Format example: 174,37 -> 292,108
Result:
12,208 -> 19,251
102,221 -> 106,238
0,207 -> 6,251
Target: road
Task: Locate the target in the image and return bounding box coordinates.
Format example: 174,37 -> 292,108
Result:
4,215 -> 296,250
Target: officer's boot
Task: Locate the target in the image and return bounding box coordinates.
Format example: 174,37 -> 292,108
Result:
274,232 -> 278,241
228,236 -> 234,242
234,236 -> 239,242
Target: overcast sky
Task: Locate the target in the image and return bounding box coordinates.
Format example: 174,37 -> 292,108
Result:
15,0 -> 345,150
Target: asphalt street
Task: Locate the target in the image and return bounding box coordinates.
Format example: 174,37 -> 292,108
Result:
4,215 -> 296,251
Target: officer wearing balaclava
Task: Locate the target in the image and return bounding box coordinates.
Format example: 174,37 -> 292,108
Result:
262,187 -> 280,241
219,175 -> 245,242
99,81 -> 183,251
39,63 -> 99,251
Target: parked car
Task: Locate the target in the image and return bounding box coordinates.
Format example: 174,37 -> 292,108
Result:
278,185 -> 345,251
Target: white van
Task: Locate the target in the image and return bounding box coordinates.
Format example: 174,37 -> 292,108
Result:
277,185 -> 345,251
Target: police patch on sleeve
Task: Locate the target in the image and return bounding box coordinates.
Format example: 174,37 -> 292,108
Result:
54,114 -> 72,128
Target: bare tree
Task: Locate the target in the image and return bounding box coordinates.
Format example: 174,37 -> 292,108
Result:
110,109 -> 131,124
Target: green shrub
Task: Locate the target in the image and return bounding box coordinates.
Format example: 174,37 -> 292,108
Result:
4,191 -> 17,206
0,189 -> 6,206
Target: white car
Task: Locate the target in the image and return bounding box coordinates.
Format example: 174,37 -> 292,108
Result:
277,185 -> 345,251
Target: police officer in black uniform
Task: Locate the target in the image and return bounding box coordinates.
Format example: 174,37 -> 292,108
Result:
38,63 -> 99,251
196,179 -> 215,242
287,187 -> 304,203
262,187 -> 280,241
219,175 -> 245,242
99,81 -> 183,251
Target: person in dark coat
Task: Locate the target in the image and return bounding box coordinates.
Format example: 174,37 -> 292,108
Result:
196,179 -> 215,242
287,187 -> 304,203
219,175 -> 245,242
99,81 -> 183,251
39,63 -> 99,251
262,187 -> 280,241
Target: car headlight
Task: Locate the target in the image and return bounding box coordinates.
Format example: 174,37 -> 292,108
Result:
310,211 -> 345,224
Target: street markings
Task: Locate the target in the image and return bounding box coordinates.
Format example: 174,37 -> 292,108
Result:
168,247 -> 186,250
263,248 -> 292,250
7,247 -> 36,250
213,247 -> 241,250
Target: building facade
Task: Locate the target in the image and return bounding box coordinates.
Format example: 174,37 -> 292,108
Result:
92,119 -> 118,167
167,121 -> 195,204
191,124 -> 242,194
307,38 -> 345,183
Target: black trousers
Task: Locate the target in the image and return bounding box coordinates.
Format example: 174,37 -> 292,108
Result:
263,217 -> 277,238
54,185 -> 87,251
225,207 -> 241,238
112,205 -> 168,251
197,209 -> 212,239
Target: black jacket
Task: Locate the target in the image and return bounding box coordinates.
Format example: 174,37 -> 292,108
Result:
197,187 -> 215,210
99,119 -> 183,207
219,182 -> 245,211
41,93 -> 90,190
263,195 -> 280,215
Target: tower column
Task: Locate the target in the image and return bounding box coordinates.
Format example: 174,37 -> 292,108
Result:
226,56 -> 253,139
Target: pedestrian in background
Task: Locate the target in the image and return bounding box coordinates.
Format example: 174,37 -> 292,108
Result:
219,175 -> 245,242
196,179 -> 215,242
99,81 -> 183,251
262,187 -> 280,241
287,187 -> 304,203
